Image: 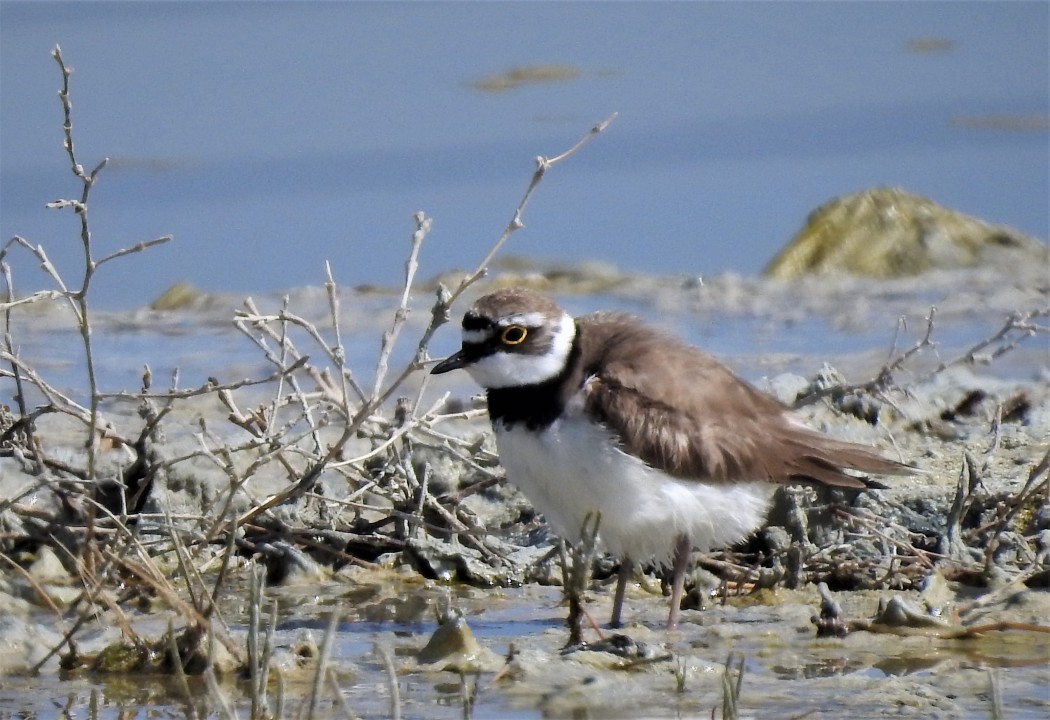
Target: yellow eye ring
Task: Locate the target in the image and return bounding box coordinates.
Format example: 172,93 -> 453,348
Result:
500,325 -> 528,345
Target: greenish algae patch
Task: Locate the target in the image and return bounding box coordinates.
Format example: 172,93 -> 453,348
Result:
471,64 -> 582,93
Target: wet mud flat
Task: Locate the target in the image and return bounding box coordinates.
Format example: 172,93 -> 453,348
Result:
1,264 -> 1048,718
0,566 -> 1047,718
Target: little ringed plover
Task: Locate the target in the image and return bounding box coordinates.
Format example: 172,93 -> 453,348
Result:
432,287 -> 914,629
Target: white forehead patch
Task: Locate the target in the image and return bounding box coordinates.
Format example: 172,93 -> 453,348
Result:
461,328 -> 492,344
502,311 -> 549,328
464,312 -> 576,388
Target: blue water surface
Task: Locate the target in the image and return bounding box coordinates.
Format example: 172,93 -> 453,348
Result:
2,2 -> 1046,309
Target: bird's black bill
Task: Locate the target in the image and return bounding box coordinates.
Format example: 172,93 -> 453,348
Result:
431,350 -> 469,375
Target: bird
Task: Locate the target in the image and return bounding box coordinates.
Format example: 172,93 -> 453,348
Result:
431,287 -> 914,629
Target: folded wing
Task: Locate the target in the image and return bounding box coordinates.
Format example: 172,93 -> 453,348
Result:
578,314 -> 912,488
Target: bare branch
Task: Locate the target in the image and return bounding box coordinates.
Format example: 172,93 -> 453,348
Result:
96,234 -> 173,267
458,112 -> 618,292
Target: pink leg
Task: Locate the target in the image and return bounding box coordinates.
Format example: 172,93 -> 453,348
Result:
611,558 -> 633,628
667,535 -> 692,630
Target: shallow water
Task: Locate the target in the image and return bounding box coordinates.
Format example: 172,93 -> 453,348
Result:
11,267 -> 1047,413
5,581 -> 1047,719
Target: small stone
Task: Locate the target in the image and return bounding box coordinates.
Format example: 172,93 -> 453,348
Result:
873,596 -> 951,629
28,546 -> 71,583
417,610 -> 501,672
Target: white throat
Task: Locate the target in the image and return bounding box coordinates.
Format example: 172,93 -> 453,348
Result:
465,312 -> 576,388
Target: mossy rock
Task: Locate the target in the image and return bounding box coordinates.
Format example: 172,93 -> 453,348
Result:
764,187 -> 1048,279
150,282 -> 203,310
92,642 -> 150,673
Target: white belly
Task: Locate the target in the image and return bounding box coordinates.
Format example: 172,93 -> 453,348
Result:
494,412 -> 776,566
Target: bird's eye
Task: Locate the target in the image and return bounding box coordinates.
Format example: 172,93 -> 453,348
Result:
500,325 -> 528,345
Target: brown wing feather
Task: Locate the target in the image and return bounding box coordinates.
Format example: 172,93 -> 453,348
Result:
577,313 -> 912,487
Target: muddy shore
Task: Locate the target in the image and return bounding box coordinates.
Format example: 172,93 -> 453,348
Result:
1,264 -> 1048,718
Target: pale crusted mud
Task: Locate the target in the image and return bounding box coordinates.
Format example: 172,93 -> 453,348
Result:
1,266 -> 1047,718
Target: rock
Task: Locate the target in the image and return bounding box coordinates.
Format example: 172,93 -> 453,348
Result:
872,595 -> 952,629
403,534 -> 522,587
764,187 -> 1048,279
0,615 -> 64,675
150,282 -> 204,310
470,257 -> 636,295
561,633 -> 670,665
91,642 -> 144,673
360,591 -> 431,624
11,548 -> 83,607
27,546 -> 70,583
416,609 -> 502,672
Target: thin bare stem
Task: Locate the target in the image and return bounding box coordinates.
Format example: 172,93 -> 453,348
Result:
372,211 -> 432,396
458,112 -> 618,291
308,611 -> 340,720
378,643 -> 402,720
96,234 -> 173,266
794,306 -> 1048,409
